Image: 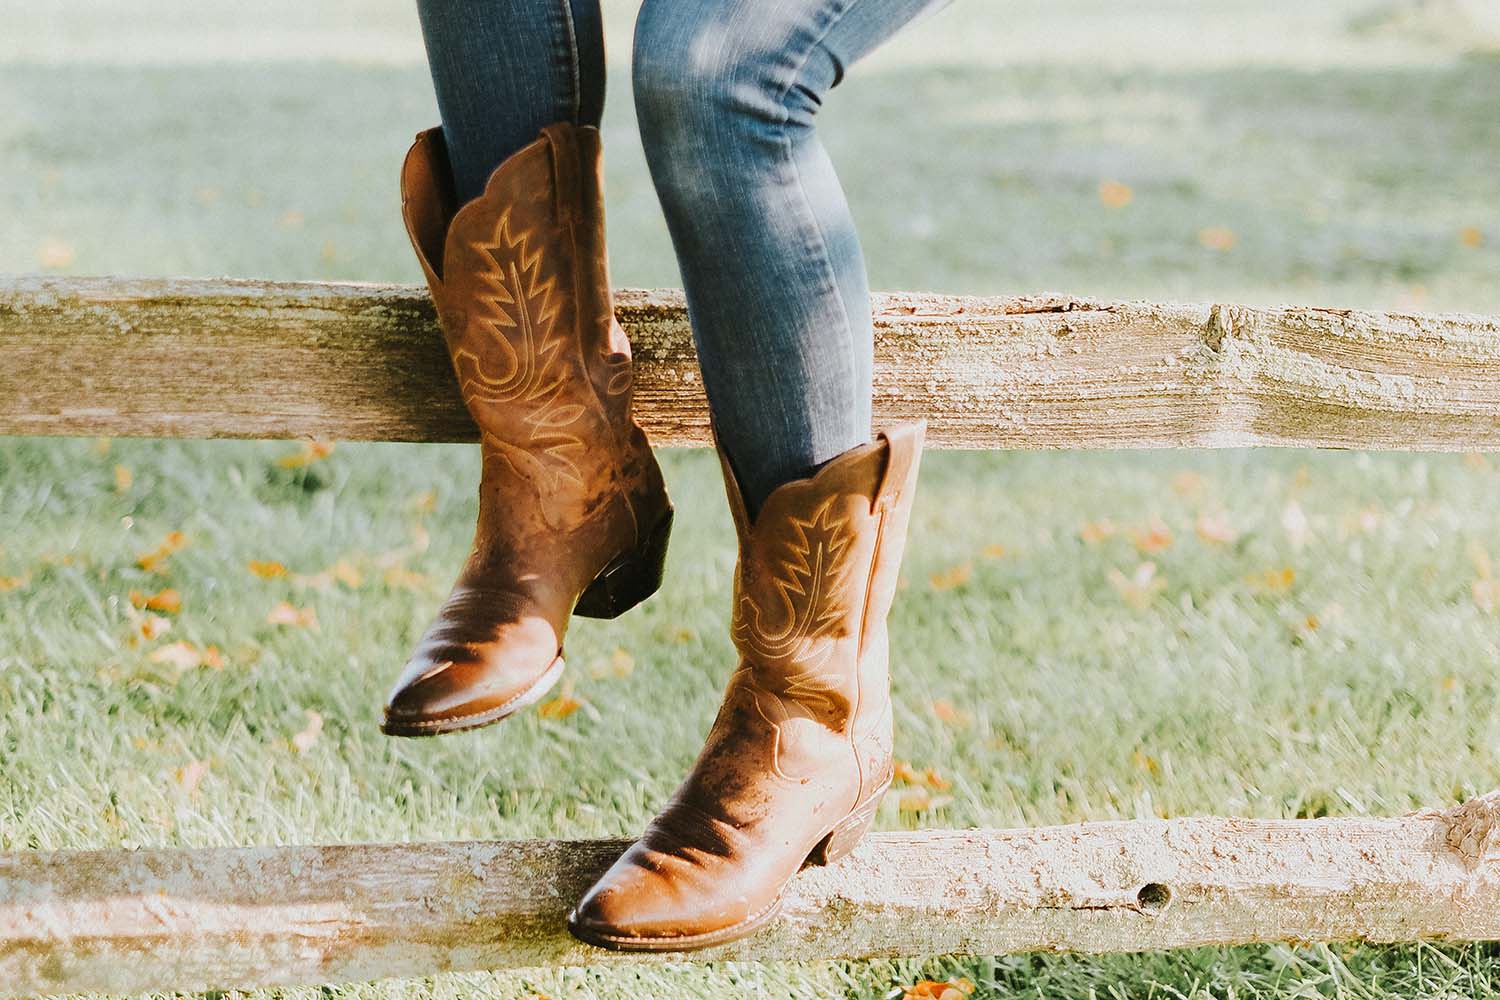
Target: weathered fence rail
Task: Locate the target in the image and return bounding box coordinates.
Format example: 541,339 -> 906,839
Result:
5,273 -> 1500,995
5,275 -> 1500,449
5,794 -> 1500,996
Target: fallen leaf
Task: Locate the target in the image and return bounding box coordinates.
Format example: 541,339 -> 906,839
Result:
1109,562 -> 1165,609
291,709 -> 324,753
1460,226 -> 1484,249
92,437 -> 112,455
137,531 -> 190,573
897,787 -> 932,813
408,489 -> 438,515
931,699 -> 971,728
267,601 -> 319,630
1130,517 -> 1173,554
1171,470 -> 1204,498
294,558 -> 363,591
1079,519 -> 1117,544
903,978 -> 976,1000
381,566 -> 427,590
1246,567 -> 1296,595
1475,580 -> 1500,614
137,614 -> 172,641
129,588 -> 182,614
113,464 -> 133,492
929,562 -> 973,592
982,543 -> 1006,559
1194,511 -> 1238,545
149,641 -> 225,671
1464,453 -> 1487,470
0,575 -> 29,592
588,647 -> 635,680
248,559 -> 288,579
538,694 -> 584,720
893,760 -> 920,784
1198,226 -> 1236,251
1098,179 -> 1133,209
279,209 -> 305,228
1131,749 -> 1161,776
276,441 -> 335,469
173,759 -> 210,797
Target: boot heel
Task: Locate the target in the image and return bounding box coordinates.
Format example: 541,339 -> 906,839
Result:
573,508 -> 674,620
806,788 -> 885,867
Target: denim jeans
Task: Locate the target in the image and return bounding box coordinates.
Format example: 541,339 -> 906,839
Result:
416,0 -> 951,512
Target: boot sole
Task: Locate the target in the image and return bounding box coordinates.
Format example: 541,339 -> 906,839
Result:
379,655 -> 566,738
566,782 -> 888,952
572,507 -> 674,620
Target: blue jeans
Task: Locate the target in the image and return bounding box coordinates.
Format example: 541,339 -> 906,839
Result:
416,0 -> 950,512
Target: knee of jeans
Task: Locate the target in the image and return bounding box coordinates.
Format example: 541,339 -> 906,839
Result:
632,5 -> 791,164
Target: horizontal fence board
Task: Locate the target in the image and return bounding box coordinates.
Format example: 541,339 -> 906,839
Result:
2,276 -> 1499,448
4,795 -> 1500,995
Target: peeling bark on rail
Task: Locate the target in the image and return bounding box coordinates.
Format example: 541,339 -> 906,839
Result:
4,795 -> 1500,995
2,276 -> 1499,448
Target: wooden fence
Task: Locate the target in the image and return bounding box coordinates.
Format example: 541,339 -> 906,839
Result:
3,275 -> 1500,996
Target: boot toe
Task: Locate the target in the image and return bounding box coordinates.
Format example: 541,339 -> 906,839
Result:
381,645 -> 564,736
568,852 -> 772,949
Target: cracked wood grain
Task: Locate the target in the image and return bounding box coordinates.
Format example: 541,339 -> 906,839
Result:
3,276 -> 1498,448
3,794 -> 1500,995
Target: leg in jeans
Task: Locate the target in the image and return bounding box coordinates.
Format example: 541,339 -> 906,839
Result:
632,0 -> 951,514
568,0 -> 944,951
383,2 -> 673,737
416,0 -> 606,202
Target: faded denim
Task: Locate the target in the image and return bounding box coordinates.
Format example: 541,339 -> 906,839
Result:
416,0 -> 951,511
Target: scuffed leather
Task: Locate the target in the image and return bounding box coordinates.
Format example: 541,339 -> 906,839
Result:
570,422 -> 925,946
382,123 -> 671,735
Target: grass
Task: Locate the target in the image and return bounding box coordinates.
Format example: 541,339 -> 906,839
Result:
3,0 -> 1500,997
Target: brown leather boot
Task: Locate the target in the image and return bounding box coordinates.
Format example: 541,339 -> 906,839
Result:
381,123 -> 673,737
567,422 -> 924,950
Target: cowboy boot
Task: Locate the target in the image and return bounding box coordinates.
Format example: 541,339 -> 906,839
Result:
568,422 -> 924,950
381,123 -> 673,737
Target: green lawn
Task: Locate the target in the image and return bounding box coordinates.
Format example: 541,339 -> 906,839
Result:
4,1 -> 1500,997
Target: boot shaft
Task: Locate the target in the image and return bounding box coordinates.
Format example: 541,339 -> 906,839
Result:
399,124 -> 638,496
725,424 -> 925,732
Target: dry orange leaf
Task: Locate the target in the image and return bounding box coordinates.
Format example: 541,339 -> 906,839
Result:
149,641 -> 225,671
276,441 -> 335,469
130,588 -> 182,614
113,464 -> 133,492
1171,470 -> 1204,498
1198,226 -> 1236,251
1109,561 -> 1165,609
538,695 -> 584,720
1194,511 -> 1239,545
382,566 -> 427,590
931,698 -> 971,728
174,759 -> 210,797
137,530 -> 190,573
1246,567 -> 1296,594
1098,179 -> 1133,209
982,543 -> 1006,559
589,647 -> 635,680
1475,579 -> 1500,614
1460,226 -> 1484,249
1130,517 -> 1173,553
291,709 -> 324,753
137,614 -> 172,641
294,558 -> 363,591
0,575 -> 29,593
267,601 -> 319,630
1079,519 -> 1117,544
409,489 -> 438,515
904,978 -> 975,1000
929,562 -> 973,592
248,559 -> 288,579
